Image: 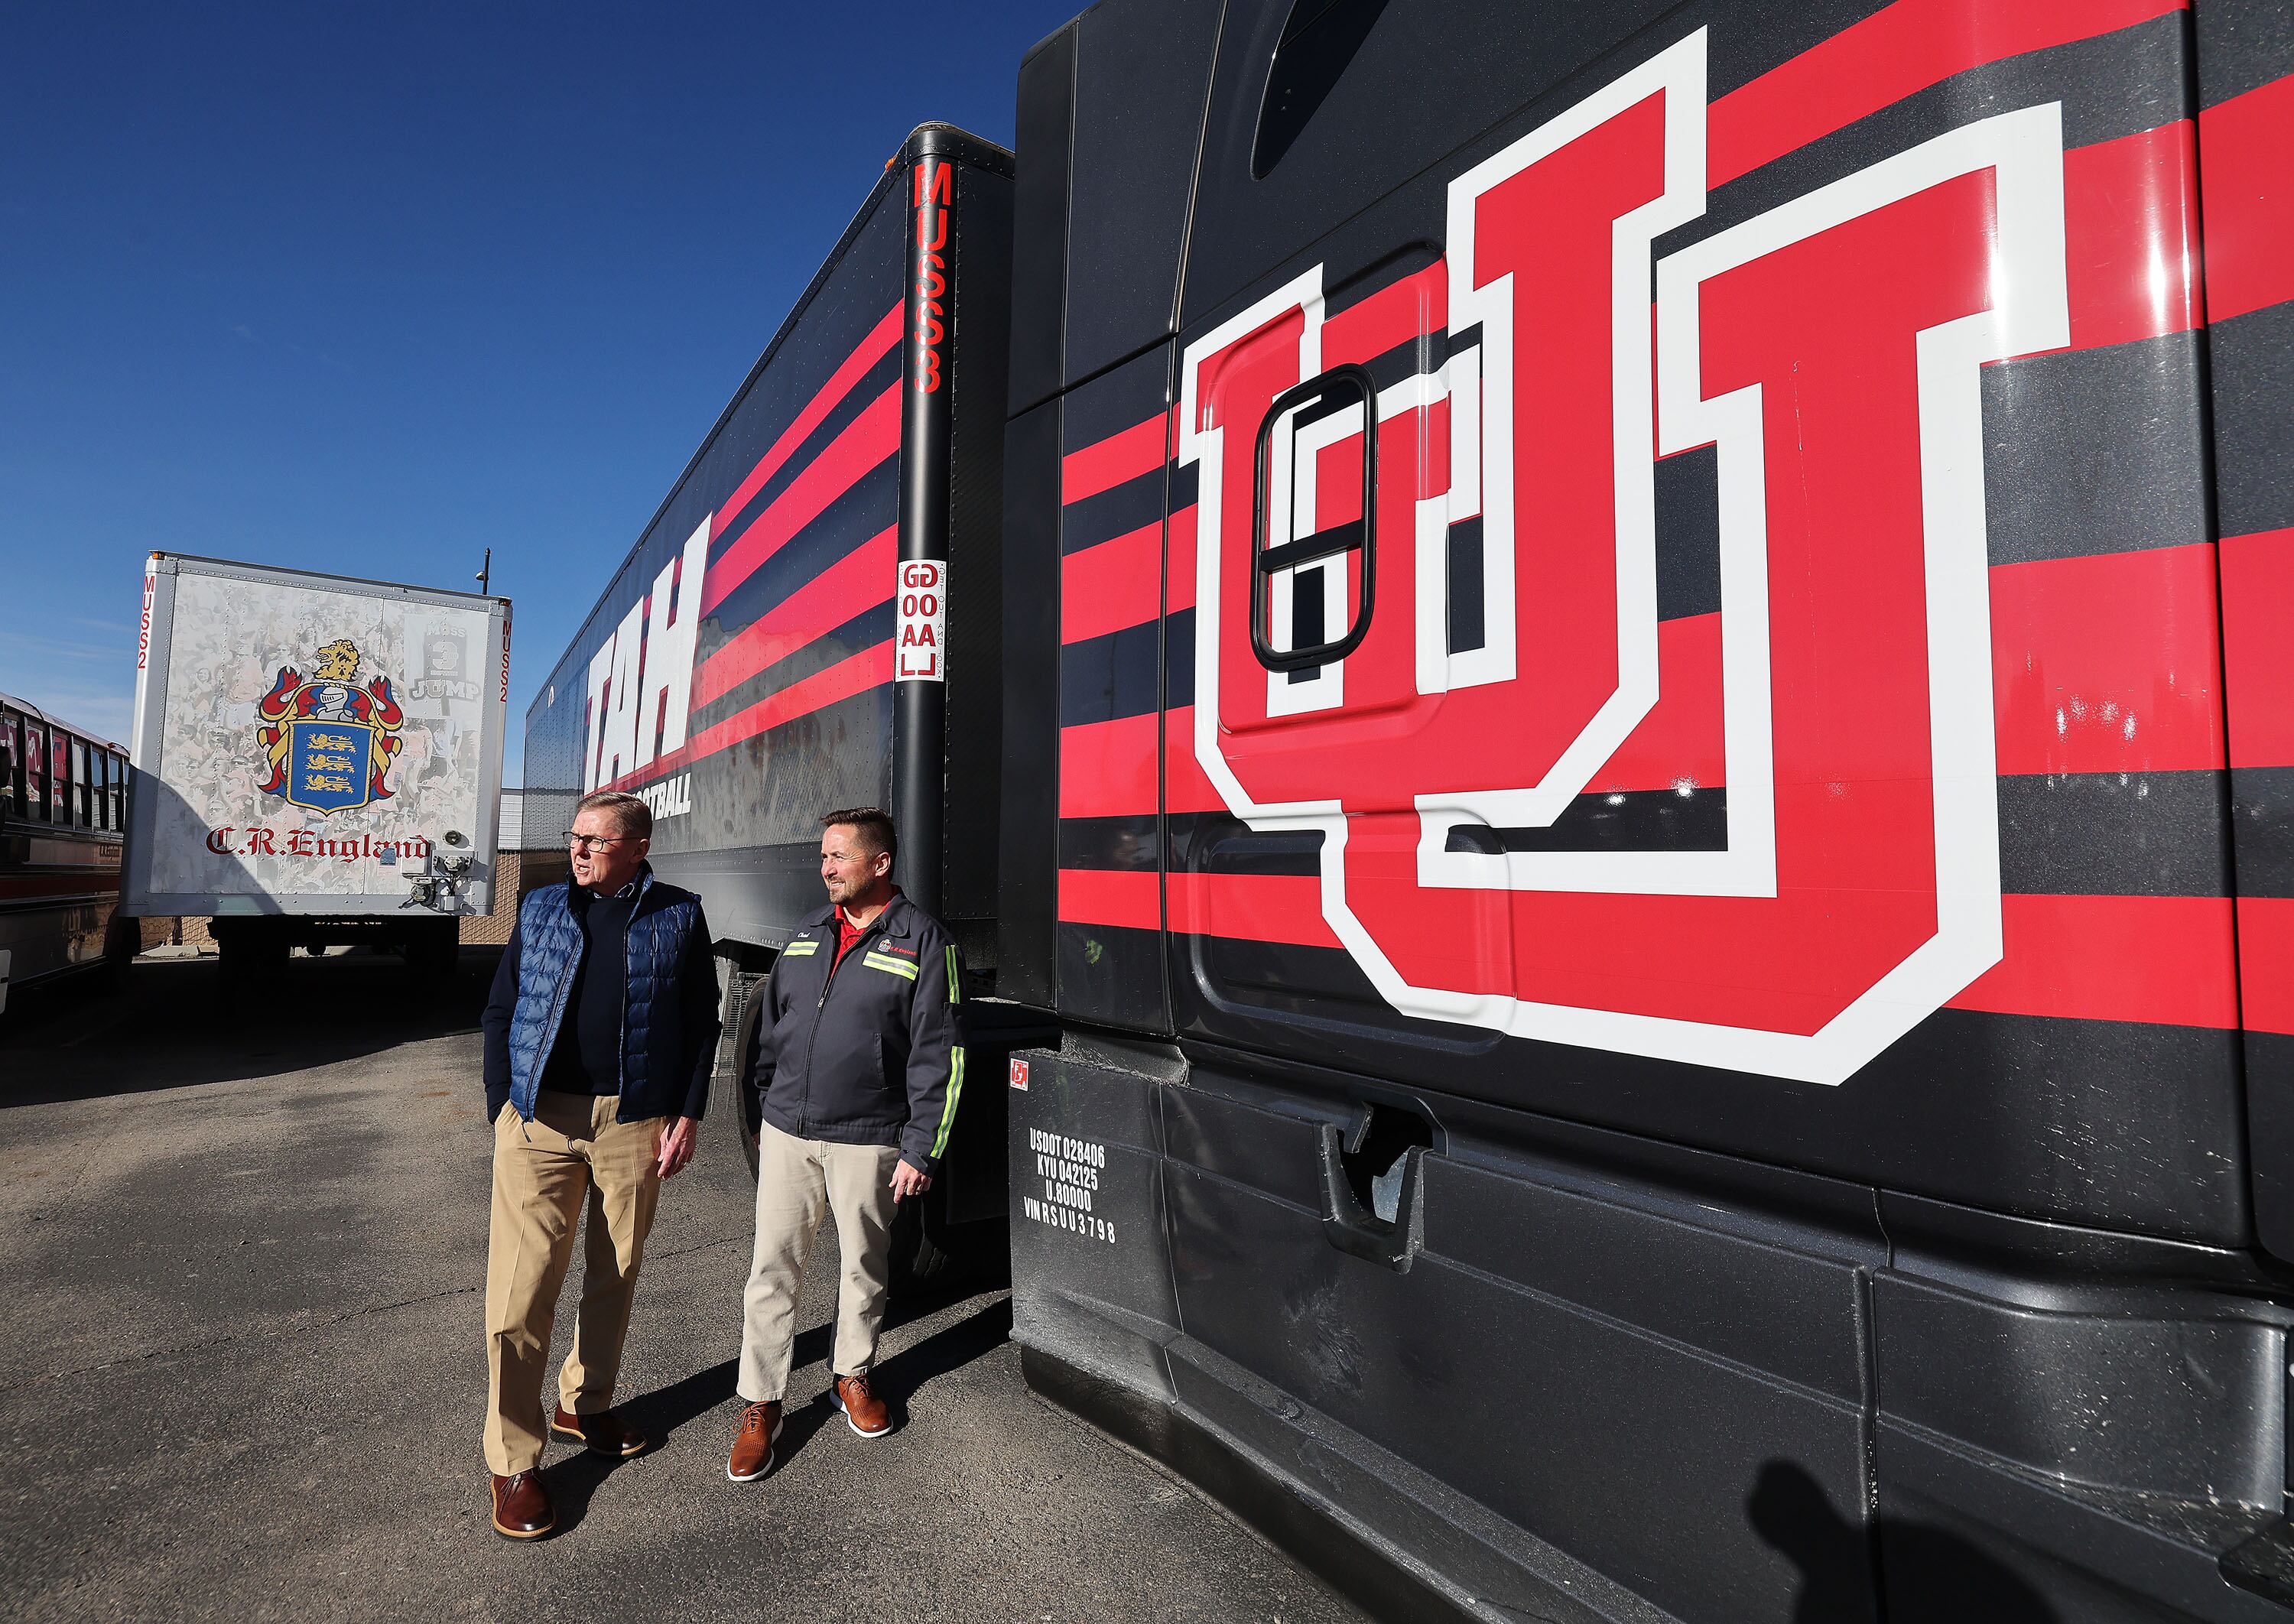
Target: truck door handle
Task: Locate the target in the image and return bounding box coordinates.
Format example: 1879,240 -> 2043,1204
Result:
1251,365 -> 1379,674
1316,1122 -> 1427,1272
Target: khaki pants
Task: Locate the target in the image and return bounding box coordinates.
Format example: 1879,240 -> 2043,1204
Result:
483,1090 -> 663,1476
736,1120 -> 902,1402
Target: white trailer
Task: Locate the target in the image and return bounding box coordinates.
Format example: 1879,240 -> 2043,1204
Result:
122,553 -> 510,976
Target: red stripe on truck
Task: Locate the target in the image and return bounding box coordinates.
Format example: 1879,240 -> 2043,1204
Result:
605,641 -> 890,794
1061,414 -> 1169,506
710,304 -> 902,538
1168,872 -> 1340,947
1990,543 -> 2226,776
2237,897 -> 2294,1035
2199,73 -> 2294,324
700,384 -> 900,617
2220,527 -> 2294,771
1061,520 -> 1164,645
690,527 -> 896,710
1055,868 -> 1343,950
1948,893 -> 2238,1028
1060,713 -> 1162,820
1707,0 -> 2186,188
1061,873 -> 2240,1032
1058,505 -> 1197,645
2061,120 -> 2203,352
1056,866 -> 1159,933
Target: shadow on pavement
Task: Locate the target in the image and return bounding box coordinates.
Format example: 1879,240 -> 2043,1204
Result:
0,948 -> 502,1107
604,1293 -> 1016,1485
621,1356 -> 742,1450
540,1448 -> 619,1538
879,1294 -> 1014,1399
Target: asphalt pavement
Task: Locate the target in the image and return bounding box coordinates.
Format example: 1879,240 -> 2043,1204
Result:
0,950 -> 1364,1624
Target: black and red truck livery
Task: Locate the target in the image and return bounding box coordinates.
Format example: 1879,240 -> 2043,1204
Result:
530,2 -> 2294,1618
999,2 -> 2294,1621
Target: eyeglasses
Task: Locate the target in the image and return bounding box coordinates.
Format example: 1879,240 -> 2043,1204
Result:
564,830 -> 631,852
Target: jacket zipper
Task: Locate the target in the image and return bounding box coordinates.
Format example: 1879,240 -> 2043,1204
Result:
615,890 -> 635,1123
798,911 -> 885,1137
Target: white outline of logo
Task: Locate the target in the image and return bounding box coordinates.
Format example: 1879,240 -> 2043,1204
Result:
1180,29 -> 2070,1085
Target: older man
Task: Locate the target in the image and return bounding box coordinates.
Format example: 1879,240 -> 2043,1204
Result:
478,788 -> 720,1538
726,807 -> 963,1480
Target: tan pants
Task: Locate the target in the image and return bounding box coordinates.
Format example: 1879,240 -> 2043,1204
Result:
483,1090 -> 663,1476
736,1121 -> 902,1402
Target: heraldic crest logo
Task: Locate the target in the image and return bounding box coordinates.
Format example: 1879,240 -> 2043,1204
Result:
255,638 -> 406,815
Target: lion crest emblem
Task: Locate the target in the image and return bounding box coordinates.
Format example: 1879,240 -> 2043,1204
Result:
255,639 -> 405,814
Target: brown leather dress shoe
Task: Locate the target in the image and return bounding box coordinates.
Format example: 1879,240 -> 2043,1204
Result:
833,1372 -> 892,1438
550,1404 -> 648,1458
490,1470 -> 554,1539
727,1400 -> 783,1482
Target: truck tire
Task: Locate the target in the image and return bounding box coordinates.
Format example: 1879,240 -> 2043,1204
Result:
891,1201 -> 954,1288
93,912 -> 139,994
713,956 -> 765,1181
213,919 -> 285,1017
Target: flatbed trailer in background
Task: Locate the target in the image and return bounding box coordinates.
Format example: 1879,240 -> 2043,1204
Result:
122,553 -> 510,980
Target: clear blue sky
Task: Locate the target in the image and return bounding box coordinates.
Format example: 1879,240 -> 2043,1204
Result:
0,0 -> 1078,775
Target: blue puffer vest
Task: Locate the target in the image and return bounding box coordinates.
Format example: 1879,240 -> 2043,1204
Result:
505,865 -> 706,1123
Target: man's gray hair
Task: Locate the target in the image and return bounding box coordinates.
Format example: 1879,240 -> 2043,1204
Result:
574,789 -> 651,840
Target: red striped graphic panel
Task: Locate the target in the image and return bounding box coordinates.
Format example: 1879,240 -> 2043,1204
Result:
1062,413 -> 1169,505
2238,897 -> 2294,1035
1059,542 -> 2228,820
700,384 -> 900,616
1058,866 -> 1159,934
605,641 -> 890,794
1707,0 -> 2186,187
2221,528 -> 2294,771
1948,893 -> 2238,1028
2198,72 -> 2294,324
1169,872 -> 1338,948
1055,869 -> 2242,1033
1062,521 -> 1163,645
710,304 -> 902,537
1989,544 -> 2225,776
1060,713 -> 1162,821
691,527 -> 895,710
2060,119 -> 2201,352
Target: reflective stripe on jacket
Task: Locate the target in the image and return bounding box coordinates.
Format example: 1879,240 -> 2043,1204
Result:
742,891 -> 964,1173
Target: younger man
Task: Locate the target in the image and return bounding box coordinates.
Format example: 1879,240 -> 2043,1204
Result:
726,807 -> 963,1479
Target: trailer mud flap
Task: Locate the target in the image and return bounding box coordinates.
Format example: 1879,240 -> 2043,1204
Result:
1007,1034 -> 1184,1402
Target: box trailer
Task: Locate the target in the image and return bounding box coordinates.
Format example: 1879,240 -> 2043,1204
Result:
999,2 -> 2294,1622
123,552 -> 509,976
522,125 -> 1041,1271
